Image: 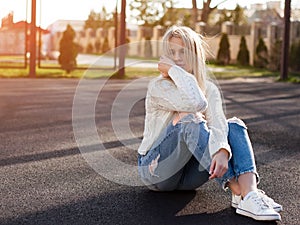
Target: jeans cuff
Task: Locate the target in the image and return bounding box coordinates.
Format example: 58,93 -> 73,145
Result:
220,170 -> 260,191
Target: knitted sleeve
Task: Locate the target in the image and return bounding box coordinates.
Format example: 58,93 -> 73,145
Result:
148,65 -> 207,113
205,82 -> 232,159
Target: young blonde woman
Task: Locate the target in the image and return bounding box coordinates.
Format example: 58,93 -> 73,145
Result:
137,25 -> 282,221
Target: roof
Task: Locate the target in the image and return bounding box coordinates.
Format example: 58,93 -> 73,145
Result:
248,8 -> 283,25
47,20 -> 85,33
0,20 -> 49,34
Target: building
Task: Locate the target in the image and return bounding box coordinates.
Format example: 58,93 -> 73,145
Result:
0,12 -> 48,56
2,4 -> 299,66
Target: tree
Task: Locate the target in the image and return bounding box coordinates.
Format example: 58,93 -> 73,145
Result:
84,7 -> 114,31
254,37 -> 268,68
216,4 -> 246,26
217,33 -> 230,65
156,1 -> 179,27
232,4 -> 246,25
191,0 -> 229,25
84,10 -> 101,31
58,24 -> 78,73
280,0 -> 291,80
182,14 -> 192,27
216,9 -> 232,26
192,0 -> 197,26
237,36 -> 249,66
130,0 -> 175,27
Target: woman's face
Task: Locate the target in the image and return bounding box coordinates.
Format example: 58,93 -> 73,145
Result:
168,37 -> 191,73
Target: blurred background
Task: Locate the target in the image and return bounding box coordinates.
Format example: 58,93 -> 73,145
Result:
0,0 -> 299,78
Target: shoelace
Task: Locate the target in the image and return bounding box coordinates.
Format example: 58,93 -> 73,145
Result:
257,189 -> 274,204
251,195 -> 272,210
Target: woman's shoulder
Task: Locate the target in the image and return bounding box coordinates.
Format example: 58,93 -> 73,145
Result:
205,79 -> 220,93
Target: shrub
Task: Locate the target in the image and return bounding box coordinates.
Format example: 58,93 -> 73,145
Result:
94,39 -> 101,53
254,37 -> 268,68
217,33 -> 230,65
144,37 -> 152,58
86,42 -> 94,54
58,24 -> 78,73
101,37 -> 110,53
237,36 -> 249,66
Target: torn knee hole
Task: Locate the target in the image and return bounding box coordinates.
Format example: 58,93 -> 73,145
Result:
149,154 -> 160,176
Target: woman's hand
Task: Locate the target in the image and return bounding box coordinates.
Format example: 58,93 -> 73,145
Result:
209,148 -> 229,180
158,55 -> 175,78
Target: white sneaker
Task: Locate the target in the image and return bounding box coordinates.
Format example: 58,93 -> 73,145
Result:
232,189 -> 283,212
236,191 -> 281,221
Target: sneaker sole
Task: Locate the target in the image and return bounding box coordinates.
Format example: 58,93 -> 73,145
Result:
236,208 -> 281,221
273,205 -> 283,213
231,202 -> 238,209
232,201 -> 283,213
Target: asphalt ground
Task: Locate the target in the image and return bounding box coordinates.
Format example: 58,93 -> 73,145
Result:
0,77 -> 299,225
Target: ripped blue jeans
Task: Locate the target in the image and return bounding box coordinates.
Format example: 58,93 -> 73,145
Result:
137,115 -> 259,191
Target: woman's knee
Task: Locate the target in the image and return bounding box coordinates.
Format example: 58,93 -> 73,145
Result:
228,117 -> 247,130
227,117 -> 252,147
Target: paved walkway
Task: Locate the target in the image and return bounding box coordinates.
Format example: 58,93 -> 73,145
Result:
0,77 -> 299,225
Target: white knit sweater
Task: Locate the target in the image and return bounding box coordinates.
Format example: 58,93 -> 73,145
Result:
138,65 -> 232,159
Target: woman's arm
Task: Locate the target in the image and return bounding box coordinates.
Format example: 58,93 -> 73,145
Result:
205,81 -> 232,158
204,81 -> 232,179
149,59 -> 207,113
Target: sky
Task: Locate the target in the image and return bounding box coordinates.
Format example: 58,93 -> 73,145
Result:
0,0 -> 299,29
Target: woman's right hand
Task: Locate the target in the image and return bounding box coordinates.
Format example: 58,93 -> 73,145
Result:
209,148 -> 229,180
158,55 -> 175,78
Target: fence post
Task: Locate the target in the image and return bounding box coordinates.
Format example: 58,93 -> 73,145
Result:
280,0 -> 291,80
29,0 -> 36,78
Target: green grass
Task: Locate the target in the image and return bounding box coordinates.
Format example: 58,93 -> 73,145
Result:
0,62 -> 299,83
0,55 -> 25,60
276,71 -> 300,83
0,66 -> 159,79
207,63 -> 300,83
207,64 -> 278,79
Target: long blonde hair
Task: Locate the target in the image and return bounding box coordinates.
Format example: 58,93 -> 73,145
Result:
162,25 -> 209,92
